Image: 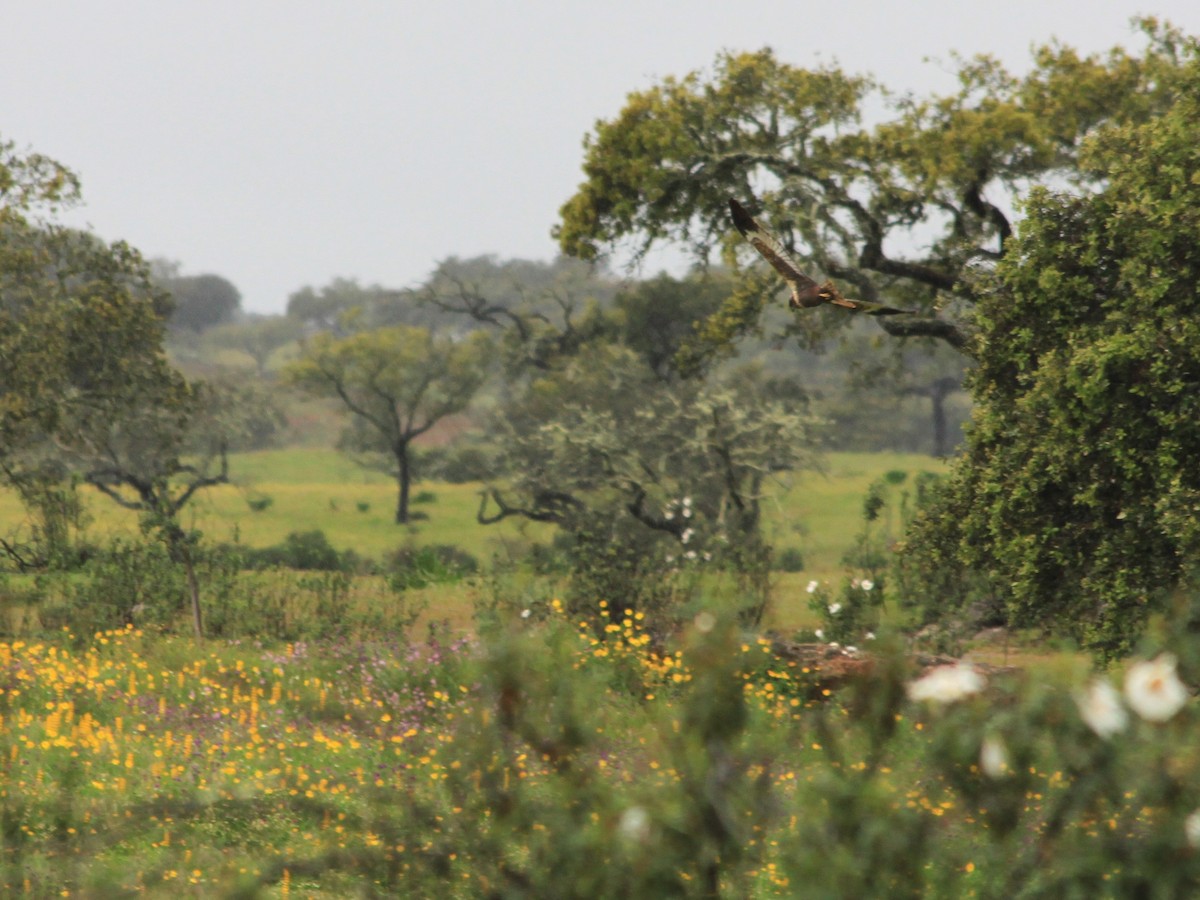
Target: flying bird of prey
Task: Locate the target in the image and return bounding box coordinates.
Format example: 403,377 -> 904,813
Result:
729,199 -> 914,316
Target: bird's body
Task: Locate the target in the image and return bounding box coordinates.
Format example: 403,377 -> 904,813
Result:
728,199 -> 914,316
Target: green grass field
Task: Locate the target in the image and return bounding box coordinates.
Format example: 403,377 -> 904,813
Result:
0,448 -> 944,568
0,448 -> 947,636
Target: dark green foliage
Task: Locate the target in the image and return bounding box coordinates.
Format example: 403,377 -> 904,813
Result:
160,272 -> 241,332
48,540 -> 186,637
386,543 -> 478,589
774,547 -> 805,573
417,442 -> 506,483
902,56 -> 1200,657
613,272 -> 730,379
241,530 -> 349,572
559,513 -> 685,627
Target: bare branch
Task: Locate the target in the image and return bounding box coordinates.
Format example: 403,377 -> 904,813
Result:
477,487 -> 584,525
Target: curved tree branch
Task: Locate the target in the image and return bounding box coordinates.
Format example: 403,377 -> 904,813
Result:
875,315 -> 972,353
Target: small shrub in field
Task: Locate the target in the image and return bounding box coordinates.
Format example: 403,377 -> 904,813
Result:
411,490 -> 437,505
807,576 -> 883,645
242,529 -> 349,572
245,492 -> 274,513
387,543 -> 478,590
558,518 -> 689,629
59,540 -> 185,636
774,547 -> 805,572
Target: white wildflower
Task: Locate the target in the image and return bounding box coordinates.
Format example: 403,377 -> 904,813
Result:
682,496 -> 692,508
520,608 -> 531,619
907,664 -> 986,705
684,550 -> 697,561
618,806 -> 651,843
1125,653 -> 1189,723
861,579 -> 874,591
1075,678 -> 1129,739
980,735 -> 1011,778
1186,810 -> 1200,849
806,580 -> 819,594
865,631 -> 877,641
682,507 -> 692,519
814,629 -> 824,641
680,528 -> 694,545
828,602 -> 842,615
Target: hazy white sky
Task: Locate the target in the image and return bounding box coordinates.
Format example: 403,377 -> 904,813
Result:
4,2 -> 1198,313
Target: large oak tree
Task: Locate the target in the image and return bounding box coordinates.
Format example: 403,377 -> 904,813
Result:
555,20 -> 1192,363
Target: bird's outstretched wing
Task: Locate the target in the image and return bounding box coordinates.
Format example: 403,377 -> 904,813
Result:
728,199 -> 821,307
825,295 -> 915,316
728,198 -> 914,316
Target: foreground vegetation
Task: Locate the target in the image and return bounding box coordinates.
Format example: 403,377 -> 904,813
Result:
3,602 -> 1200,897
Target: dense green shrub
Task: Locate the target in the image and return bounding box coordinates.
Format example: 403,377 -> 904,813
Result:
63,539 -> 186,635
240,529 -> 353,572
558,514 -> 689,628
386,543 -> 478,590
417,442 -> 506,483
774,546 -> 805,573
899,58 -> 1200,657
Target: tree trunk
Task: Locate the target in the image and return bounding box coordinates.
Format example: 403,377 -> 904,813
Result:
394,442 -> 411,524
931,390 -> 948,458
183,544 -> 203,641
160,517 -> 203,641
928,376 -> 959,458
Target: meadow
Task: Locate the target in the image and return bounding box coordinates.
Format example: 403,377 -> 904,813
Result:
0,449 -> 946,637
6,449 -> 1200,896
0,448 -> 942,570
3,605 -> 1200,896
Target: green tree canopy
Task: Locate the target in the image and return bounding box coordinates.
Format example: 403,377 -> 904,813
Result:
901,52 -> 1200,656
202,315 -> 305,376
481,342 -> 816,620
1,137 -> 244,635
555,21 -> 1196,363
286,325 -> 491,523
160,272 -> 241,332
613,272 -> 730,380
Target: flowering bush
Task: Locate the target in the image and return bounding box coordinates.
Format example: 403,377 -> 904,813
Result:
807,576 -> 882,646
